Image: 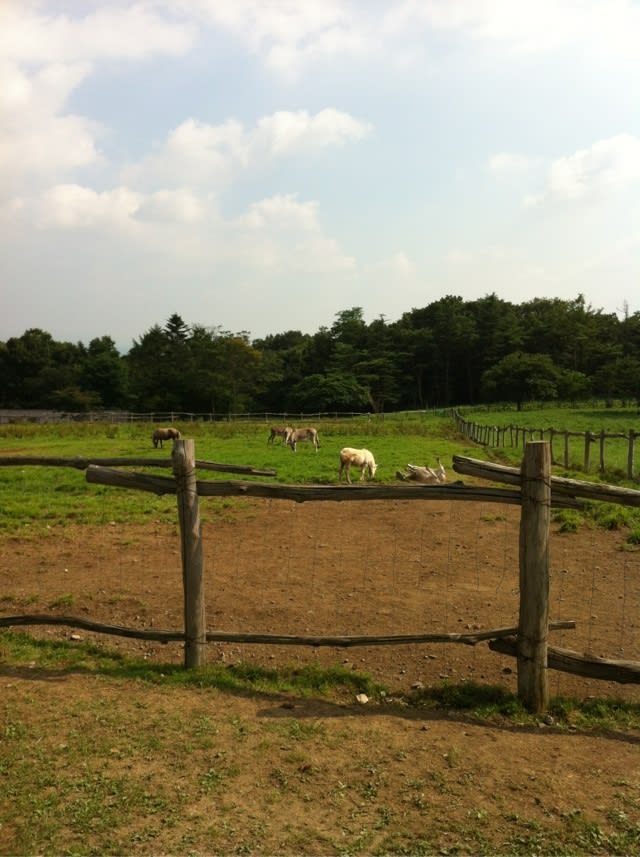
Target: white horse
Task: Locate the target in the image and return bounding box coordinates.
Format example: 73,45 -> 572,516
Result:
338,447 -> 378,483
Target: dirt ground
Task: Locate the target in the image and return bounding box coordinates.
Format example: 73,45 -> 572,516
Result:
2,497 -> 639,699
2,498 -> 640,854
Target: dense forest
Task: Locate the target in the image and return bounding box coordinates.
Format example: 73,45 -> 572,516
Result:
2,294 -> 640,413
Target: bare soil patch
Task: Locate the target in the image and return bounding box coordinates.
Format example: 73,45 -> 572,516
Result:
2,499 -> 639,854
3,498 -> 639,698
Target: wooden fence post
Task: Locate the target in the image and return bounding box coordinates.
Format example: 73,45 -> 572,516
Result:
518,441 -> 551,713
172,439 -> 206,669
584,432 -> 593,472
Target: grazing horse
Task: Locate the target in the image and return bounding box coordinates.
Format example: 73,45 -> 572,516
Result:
338,447 -> 378,483
267,425 -> 293,444
152,427 -> 181,448
287,427 -> 320,452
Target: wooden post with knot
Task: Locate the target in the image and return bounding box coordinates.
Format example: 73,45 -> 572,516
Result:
172,439 -> 206,668
518,441 -> 551,713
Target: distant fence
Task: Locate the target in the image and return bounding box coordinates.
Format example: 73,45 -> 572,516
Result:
452,410 -> 639,479
0,409 -> 405,425
2,441 -> 640,713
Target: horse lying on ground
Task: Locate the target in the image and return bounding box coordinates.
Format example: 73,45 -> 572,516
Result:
396,458 -> 447,483
152,427 -> 181,448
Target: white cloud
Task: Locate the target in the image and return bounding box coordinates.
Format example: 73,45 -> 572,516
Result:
0,2 -> 194,63
171,0 -> 640,77
34,184 -> 142,229
125,109 -> 372,189
175,0 -> 361,75
390,0 -> 640,58
488,152 -> 536,177
233,193 -> 356,273
135,189 -> 207,224
124,118 -> 248,189
370,251 -> 416,279
239,193 -> 319,231
0,2 -> 196,192
255,108 -> 372,156
526,134 -> 640,207
8,184 -> 353,280
0,60 -> 103,190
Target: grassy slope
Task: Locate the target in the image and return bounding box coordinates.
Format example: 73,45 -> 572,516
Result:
463,406 -> 640,477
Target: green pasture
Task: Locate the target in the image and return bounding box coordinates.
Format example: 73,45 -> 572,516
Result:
0,414 -> 469,534
462,405 -> 640,438
461,406 -> 640,480
2,411 -> 640,538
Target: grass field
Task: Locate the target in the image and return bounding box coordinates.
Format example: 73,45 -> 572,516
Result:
2,410 -> 640,537
462,406 -> 640,480
0,414 -> 472,534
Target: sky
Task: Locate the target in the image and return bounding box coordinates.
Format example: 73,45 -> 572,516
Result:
2,1 -> 640,354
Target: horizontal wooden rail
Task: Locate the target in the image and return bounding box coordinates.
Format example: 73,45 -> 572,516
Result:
0,614 -> 576,648
489,637 -> 640,684
0,614 -> 183,642
0,455 -> 276,477
453,455 -> 640,507
85,465 -> 583,507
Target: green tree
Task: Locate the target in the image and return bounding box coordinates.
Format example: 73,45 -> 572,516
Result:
466,294 -> 523,399
252,330 -> 315,412
83,336 -> 128,407
400,296 -> 477,405
212,333 -> 266,414
288,372 -> 369,412
164,313 -> 191,343
517,294 -> 620,376
592,355 -> 640,406
2,329 -> 85,408
331,307 -> 367,346
126,324 -> 172,410
481,352 -> 561,410
387,322 -> 434,409
556,368 -> 591,402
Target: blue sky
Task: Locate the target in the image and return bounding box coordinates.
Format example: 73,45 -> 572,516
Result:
2,1 -> 639,353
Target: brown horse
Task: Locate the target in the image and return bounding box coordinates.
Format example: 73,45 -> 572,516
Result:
152,427 -> 181,448
267,425 -> 293,444
287,427 -> 320,452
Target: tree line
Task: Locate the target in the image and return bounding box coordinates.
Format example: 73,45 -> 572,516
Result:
2,294 -> 639,414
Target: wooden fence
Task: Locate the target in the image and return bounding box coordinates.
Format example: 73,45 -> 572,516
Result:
452,410 -> 639,479
0,409 -> 374,424
2,441 -> 640,714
